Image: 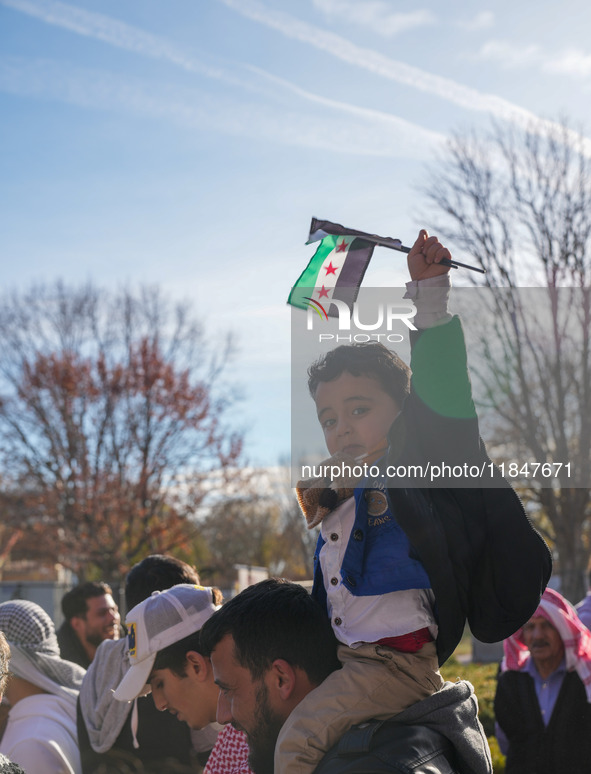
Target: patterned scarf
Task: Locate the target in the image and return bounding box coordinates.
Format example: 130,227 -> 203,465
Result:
502,587 -> 591,702
0,600 -> 85,704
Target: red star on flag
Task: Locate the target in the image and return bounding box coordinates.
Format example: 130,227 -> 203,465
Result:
324,262 -> 338,276
317,286 -> 330,299
336,240 -> 348,253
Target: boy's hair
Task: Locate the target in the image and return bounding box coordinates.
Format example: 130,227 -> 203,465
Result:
61,581 -> 113,621
152,631 -> 204,677
0,631 -> 10,696
200,578 -> 340,685
151,587 -> 223,677
307,342 -> 411,407
125,554 -> 201,611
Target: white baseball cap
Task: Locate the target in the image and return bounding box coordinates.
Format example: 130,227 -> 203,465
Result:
113,584 -> 219,702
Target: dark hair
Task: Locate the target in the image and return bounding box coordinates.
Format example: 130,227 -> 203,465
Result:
125,555 -> 201,611
0,631 -> 10,696
150,587 -> 223,676
200,578 -> 340,685
152,631 -> 204,677
307,342 -> 410,407
61,581 -> 114,621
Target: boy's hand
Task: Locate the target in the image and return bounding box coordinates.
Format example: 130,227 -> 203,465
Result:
408,230 -> 452,281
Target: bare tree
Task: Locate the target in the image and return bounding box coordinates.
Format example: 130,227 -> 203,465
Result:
421,117 -> 591,602
0,282 -> 244,583
198,464 -> 316,589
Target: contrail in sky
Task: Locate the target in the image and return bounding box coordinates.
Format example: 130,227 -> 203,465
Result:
0,0 -> 445,155
215,0 -> 591,154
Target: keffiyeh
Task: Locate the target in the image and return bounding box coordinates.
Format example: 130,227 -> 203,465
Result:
502,587 -> 591,702
0,600 -> 85,703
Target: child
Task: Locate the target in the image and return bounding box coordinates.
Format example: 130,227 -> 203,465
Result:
276,230 -> 552,774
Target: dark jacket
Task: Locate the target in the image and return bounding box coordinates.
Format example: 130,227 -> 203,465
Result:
57,621 -> 92,670
77,696 -> 195,774
312,316 -> 552,665
389,317 -> 552,664
314,721 -> 457,774
495,669 -> 591,774
315,680 -> 491,774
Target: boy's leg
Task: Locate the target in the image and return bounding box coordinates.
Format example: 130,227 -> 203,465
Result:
274,642 -> 443,774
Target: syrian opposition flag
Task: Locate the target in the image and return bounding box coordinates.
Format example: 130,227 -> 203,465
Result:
288,219 -> 381,317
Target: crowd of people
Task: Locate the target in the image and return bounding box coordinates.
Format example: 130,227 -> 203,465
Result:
2,573 -> 591,774
0,231 -> 586,773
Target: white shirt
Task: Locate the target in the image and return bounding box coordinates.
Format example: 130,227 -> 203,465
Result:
319,497 -> 437,648
0,694 -> 82,774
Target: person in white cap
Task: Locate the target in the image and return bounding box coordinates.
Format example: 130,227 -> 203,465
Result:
114,584 -> 253,774
0,599 -> 85,774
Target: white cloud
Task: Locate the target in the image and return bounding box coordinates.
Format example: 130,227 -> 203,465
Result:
0,56 -> 444,159
545,48 -> 591,78
0,0 -> 447,157
0,0 -> 219,75
476,38 -> 591,79
311,0 -> 435,37
478,40 -> 541,68
456,11 -> 494,31
216,0 -> 591,154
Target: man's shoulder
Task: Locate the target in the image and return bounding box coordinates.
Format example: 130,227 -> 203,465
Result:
313,720 -> 458,774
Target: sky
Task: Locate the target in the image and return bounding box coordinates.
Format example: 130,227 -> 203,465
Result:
2,0 -> 591,467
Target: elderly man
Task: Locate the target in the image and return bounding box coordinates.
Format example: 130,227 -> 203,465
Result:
57,581 -> 121,668
0,599 -> 86,774
495,587 -> 591,774
200,578 -> 492,774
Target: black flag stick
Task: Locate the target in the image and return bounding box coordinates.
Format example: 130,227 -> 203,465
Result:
308,218 -> 486,274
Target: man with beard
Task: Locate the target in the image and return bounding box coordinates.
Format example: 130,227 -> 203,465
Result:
200,578 -> 492,774
58,581 -> 121,668
495,587 -> 591,774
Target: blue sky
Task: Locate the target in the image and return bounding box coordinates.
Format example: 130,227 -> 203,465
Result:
2,0 -> 591,466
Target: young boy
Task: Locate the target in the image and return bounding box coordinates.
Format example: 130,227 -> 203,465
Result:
278,230 -> 552,774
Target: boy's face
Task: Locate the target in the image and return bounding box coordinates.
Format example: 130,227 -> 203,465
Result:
314,371 -> 399,458
149,662 -> 211,729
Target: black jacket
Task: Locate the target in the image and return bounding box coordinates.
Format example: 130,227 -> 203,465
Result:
385,317 -> 552,664
315,680 -> 491,774
314,721 -> 457,774
495,669 -> 591,774
57,621 -> 92,669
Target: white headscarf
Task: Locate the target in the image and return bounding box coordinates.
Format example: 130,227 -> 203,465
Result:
0,600 -> 85,706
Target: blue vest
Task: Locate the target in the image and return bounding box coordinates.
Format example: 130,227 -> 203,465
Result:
312,464 -> 431,606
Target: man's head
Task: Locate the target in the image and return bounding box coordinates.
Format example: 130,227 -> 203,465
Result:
504,588 -> 589,682
125,554 -> 201,611
308,343 -> 409,458
200,578 -> 340,774
113,584 -> 221,730
61,581 -> 120,656
522,615 -> 565,671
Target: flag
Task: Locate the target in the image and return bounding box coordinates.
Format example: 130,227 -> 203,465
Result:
288,228 -> 375,316
307,217 -> 407,252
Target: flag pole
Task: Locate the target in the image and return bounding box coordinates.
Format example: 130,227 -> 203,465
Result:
369,236 -> 485,274
308,219 -> 486,274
